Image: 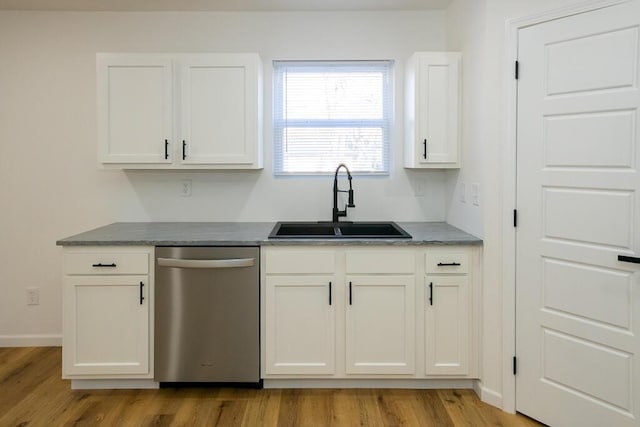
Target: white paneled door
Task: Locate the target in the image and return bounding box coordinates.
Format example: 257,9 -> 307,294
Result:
516,1 -> 640,426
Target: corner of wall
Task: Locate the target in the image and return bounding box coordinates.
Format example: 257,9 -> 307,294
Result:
474,380 -> 505,411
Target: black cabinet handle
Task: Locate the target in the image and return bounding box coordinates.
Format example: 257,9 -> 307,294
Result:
349,281 -> 352,305
92,263 -> 116,268
182,140 -> 187,160
139,281 -> 145,305
618,255 -> 640,264
164,139 -> 169,160
423,139 -> 427,159
437,262 -> 461,267
429,282 -> 433,306
329,282 -> 332,306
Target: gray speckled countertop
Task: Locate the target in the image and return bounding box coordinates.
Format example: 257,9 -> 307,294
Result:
56,222 -> 481,246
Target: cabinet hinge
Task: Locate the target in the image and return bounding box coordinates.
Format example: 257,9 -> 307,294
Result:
513,356 -> 517,375
515,61 -> 519,80
513,209 -> 518,227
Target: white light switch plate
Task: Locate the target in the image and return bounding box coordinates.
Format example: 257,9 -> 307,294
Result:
471,183 -> 480,206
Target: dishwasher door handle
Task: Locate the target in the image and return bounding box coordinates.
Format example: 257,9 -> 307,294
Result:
157,257 -> 255,269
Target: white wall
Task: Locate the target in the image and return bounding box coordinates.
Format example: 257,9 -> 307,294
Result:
445,0 -> 602,410
444,0 -> 486,238
0,10 -> 447,342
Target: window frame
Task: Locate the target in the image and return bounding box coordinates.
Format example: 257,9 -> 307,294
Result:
272,60 -> 394,176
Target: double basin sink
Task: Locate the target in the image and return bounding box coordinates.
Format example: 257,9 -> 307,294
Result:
269,221 -> 412,239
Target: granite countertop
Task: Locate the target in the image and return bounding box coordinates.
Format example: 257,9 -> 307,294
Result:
56,222 -> 482,246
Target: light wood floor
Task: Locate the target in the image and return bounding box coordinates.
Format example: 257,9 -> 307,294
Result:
0,347 -> 542,426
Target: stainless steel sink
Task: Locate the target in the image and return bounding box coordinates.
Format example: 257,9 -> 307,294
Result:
268,222 -> 412,239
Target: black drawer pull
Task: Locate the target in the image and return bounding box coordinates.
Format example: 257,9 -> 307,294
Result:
429,282 -> 433,306
437,262 -> 461,267
618,255 -> 640,264
329,282 -> 332,306
349,281 -> 353,305
139,281 -> 145,305
164,139 -> 169,159
92,263 -> 116,268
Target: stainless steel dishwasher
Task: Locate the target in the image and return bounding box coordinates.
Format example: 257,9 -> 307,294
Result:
154,246 -> 260,385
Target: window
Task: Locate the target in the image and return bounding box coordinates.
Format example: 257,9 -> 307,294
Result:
273,60 -> 393,175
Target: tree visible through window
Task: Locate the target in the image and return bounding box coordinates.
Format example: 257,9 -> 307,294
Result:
273,60 -> 393,175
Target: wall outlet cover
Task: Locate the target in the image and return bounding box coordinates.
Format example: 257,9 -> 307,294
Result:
180,179 -> 192,197
26,287 -> 40,305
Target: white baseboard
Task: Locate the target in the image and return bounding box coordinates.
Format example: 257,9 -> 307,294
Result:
475,381 -> 504,410
264,378 -> 475,389
71,379 -> 159,390
0,334 -> 62,347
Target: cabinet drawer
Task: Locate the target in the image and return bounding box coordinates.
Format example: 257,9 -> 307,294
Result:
425,250 -> 469,274
64,252 -> 149,275
346,251 -> 414,274
265,250 -> 335,274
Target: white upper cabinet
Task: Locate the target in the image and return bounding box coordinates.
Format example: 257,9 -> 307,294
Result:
97,53 -> 263,169
97,55 -> 173,165
180,54 -> 262,166
404,52 -> 461,169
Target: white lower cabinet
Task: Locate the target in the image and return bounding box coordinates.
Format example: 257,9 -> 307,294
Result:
263,249 -> 336,375
344,250 -> 415,375
265,275 -> 335,375
263,246 -> 479,380
345,275 -> 415,374
425,247 -> 476,377
62,247 -> 154,379
425,275 -> 470,375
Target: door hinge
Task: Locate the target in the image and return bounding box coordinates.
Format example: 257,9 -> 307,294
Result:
515,60 -> 519,79
513,356 -> 517,375
513,209 -> 518,227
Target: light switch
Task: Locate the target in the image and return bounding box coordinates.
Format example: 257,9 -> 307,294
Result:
471,183 -> 480,206
459,182 -> 466,203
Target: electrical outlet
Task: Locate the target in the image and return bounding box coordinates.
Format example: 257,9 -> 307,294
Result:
471,183 -> 480,206
26,287 -> 39,306
459,182 -> 466,203
180,179 -> 192,197
414,179 -> 425,196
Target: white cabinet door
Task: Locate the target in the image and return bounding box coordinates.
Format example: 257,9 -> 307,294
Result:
97,54 -> 173,164
265,275 -> 335,375
180,54 -> 262,167
405,52 -> 460,168
97,53 -> 263,169
63,275 -> 150,376
425,275 -> 469,375
345,275 -> 415,374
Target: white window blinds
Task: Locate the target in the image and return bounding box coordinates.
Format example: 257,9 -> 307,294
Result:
273,60 -> 393,175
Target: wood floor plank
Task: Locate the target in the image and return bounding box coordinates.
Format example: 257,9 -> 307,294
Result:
241,388 -> 281,426
0,347 -> 63,419
0,347 -> 543,427
415,389 -> 456,427
388,389 -> 455,427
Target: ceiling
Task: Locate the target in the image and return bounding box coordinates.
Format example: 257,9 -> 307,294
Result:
0,0 -> 452,11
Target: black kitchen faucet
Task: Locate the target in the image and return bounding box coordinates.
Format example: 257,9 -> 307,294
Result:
332,163 -> 355,222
